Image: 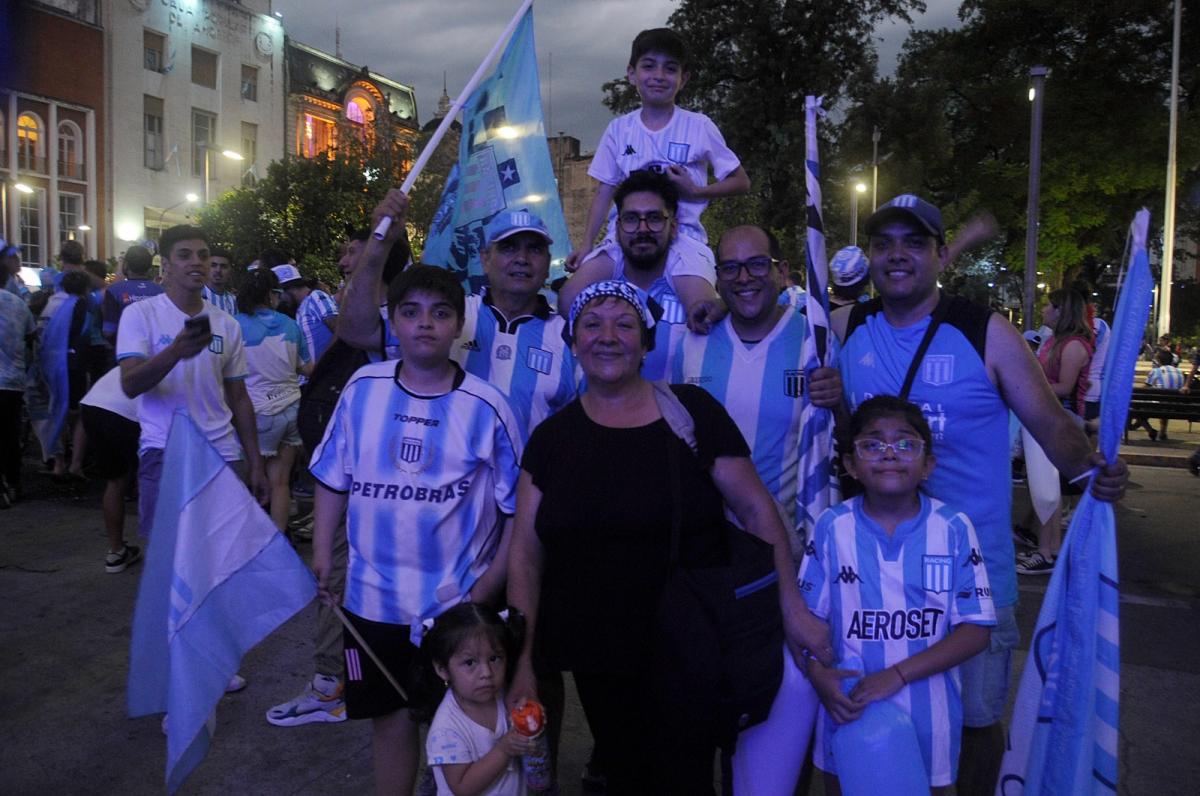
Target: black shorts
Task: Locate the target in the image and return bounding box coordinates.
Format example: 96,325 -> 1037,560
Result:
341,610 -> 420,719
81,405 -> 139,479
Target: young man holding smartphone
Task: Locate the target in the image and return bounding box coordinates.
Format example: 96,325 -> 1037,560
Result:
117,225 -> 268,541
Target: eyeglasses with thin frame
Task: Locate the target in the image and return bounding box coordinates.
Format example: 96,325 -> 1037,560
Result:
853,438 -> 925,461
716,256 -> 778,281
618,211 -> 670,234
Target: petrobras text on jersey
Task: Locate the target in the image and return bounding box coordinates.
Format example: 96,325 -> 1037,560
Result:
350,479 -> 470,503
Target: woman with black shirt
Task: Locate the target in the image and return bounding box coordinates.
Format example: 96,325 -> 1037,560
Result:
506,281 -> 831,794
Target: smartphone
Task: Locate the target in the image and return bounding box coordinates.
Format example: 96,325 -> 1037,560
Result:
184,315 -> 212,336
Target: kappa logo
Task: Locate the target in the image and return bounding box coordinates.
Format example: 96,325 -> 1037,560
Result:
923,554 -> 953,593
858,351 -> 875,368
835,566 -> 861,585
623,144 -> 637,156
967,547 -> 983,567
208,334 -> 224,354
804,540 -> 818,560
784,369 -> 804,398
526,346 -> 553,374
921,354 -> 954,386
158,334 -> 174,346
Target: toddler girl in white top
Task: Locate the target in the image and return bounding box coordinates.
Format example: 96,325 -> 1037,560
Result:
425,604 -> 535,796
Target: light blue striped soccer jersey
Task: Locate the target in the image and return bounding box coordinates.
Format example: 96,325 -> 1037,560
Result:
297,289 -> 339,364
309,362 -> 522,633
1147,364 -> 1186,390
201,285 -> 238,316
799,495 -> 996,787
671,307 -> 819,547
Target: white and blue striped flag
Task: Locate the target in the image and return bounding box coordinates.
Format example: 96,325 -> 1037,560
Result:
421,4 -> 570,293
997,209 -> 1150,794
795,95 -> 839,539
128,412 -> 316,793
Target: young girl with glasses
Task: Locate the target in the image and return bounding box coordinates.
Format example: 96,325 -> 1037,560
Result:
798,395 -> 996,794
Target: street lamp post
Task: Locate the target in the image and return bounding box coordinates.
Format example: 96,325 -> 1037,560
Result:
850,182 -> 867,246
199,144 -> 244,205
871,126 -> 881,211
1159,0 -> 1182,337
156,193 -> 199,235
1023,66 -> 1048,331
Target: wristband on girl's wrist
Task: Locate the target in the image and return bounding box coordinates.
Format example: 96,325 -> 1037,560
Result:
894,664 -> 909,685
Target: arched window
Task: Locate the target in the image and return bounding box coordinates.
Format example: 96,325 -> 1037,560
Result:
345,99 -> 366,125
18,113 -> 45,172
58,121 -> 82,179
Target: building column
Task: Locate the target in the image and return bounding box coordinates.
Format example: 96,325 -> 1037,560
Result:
85,108 -> 97,259
7,93 -> 17,246
48,103 -> 59,257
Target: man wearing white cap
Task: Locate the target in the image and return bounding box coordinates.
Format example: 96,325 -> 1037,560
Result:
828,245 -> 870,309
274,263 -> 339,365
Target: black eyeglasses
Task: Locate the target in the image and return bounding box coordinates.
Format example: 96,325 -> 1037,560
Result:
618,211 -> 670,233
716,256 -> 777,281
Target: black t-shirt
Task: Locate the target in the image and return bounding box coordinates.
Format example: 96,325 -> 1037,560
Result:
521,384 -> 750,675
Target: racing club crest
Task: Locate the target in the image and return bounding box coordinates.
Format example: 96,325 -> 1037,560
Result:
921,355 -> 954,386
923,555 -> 953,593
390,436 -> 429,473
784,369 -> 804,398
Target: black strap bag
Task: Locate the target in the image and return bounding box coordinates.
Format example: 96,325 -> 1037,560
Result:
297,338 -> 371,453
650,383 -> 785,752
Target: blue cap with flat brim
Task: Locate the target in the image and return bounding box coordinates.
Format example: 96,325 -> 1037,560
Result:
864,194 -> 945,243
484,211 -> 553,247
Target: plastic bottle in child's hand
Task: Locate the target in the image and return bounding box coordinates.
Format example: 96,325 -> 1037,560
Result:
510,698 -> 553,791
831,656 -> 928,795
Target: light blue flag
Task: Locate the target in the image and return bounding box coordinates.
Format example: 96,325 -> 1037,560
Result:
128,412 -> 316,793
421,7 -> 570,293
795,96 -> 839,538
997,209 -> 1150,795
28,293 -> 78,461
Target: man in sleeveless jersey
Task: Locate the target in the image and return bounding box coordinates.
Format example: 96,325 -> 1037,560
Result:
832,194 -> 1128,795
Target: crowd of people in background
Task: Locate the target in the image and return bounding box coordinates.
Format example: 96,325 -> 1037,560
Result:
0,23 -> 1193,796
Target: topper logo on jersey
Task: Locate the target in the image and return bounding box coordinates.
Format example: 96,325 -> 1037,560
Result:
784,369 -> 805,398
923,555 -> 953,593
921,355 -> 954,386
526,347 -> 553,375
847,608 -> 944,640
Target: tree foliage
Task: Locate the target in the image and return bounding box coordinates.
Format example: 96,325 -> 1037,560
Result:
197,116 -> 416,286
839,0 -> 1200,310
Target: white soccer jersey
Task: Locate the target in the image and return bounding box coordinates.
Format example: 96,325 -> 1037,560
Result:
453,293 -> 577,442
116,294 -> 247,459
309,361 -> 522,631
297,289 -> 339,364
237,309 -> 311,415
588,107 -> 741,241
1084,317 -> 1110,402
1147,364 -> 1186,390
798,495 -> 996,787
671,307 -> 813,540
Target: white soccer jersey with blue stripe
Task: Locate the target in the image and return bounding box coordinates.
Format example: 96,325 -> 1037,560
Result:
201,286 -> 238,316
1147,364 -> 1185,390
309,362 -> 522,630
297,289 -> 339,364
452,293 -> 577,442
798,495 -> 996,787
671,307 -> 812,542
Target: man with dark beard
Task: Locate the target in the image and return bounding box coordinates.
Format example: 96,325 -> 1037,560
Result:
557,169 -> 722,380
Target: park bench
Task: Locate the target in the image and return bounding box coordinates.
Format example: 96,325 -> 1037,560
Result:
1125,387 -> 1200,441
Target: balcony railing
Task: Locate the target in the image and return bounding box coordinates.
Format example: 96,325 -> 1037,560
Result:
58,161 -> 85,180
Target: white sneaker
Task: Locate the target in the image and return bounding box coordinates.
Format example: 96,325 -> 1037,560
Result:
266,674 -> 347,726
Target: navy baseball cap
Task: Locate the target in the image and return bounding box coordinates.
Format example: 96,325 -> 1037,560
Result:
484,211 -> 553,247
864,194 -> 945,243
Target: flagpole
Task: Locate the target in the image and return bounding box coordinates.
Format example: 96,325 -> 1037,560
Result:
373,0 -> 536,240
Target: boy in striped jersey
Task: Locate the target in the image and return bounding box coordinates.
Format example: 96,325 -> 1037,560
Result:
309,265 -> 521,795
799,396 -> 994,793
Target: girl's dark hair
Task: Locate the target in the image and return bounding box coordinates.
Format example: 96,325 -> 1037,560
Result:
237,267 -> 279,315
844,395 -> 934,455
411,603 -> 518,722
